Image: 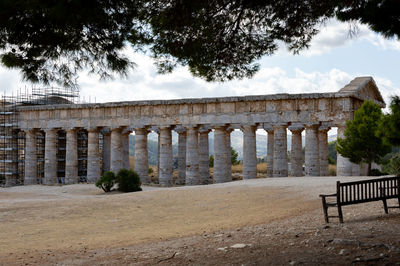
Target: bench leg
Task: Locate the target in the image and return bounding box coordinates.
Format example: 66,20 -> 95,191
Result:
338,205 -> 344,223
321,198 -> 329,223
383,198 -> 389,214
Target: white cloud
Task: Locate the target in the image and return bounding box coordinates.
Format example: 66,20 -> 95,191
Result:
298,19 -> 400,56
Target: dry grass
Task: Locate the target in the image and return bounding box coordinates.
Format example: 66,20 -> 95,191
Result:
329,164 -> 337,176
129,155 -> 134,170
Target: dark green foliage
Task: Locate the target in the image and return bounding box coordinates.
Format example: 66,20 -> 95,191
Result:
328,141 -> 337,165
386,152 -> 400,176
209,147 -> 239,167
148,167 -> 154,174
378,96 -> 400,146
0,0 -> 139,88
116,169 -> 142,192
337,100 -> 391,175
335,0 -> 400,39
95,171 -> 116,192
369,169 -> 387,176
1,1 -> 399,86
209,155 -> 214,168
231,147 -> 240,165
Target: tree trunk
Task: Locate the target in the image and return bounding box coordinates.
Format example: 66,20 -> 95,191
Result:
367,162 -> 372,176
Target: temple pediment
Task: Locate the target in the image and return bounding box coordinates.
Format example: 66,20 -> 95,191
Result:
338,77 -> 385,107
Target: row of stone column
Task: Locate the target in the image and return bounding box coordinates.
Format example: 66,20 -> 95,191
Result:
23,122 -> 349,186
264,123 -> 331,177
23,127 -> 131,185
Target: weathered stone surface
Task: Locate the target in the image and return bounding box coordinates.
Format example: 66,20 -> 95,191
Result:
16,77 -> 384,131
289,126 -> 303,177
43,129 -> 58,185
122,132 -> 130,170
65,128 -> 78,184
134,128 -> 149,183
198,129 -> 210,184
87,129 -> 100,183
305,125 -> 320,176
110,128 -> 122,174
318,128 -> 329,176
273,124 -> 288,177
9,77 -> 387,186
225,129 -> 233,182
159,127 -> 173,186
176,129 -> 186,185
24,129 -> 37,185
264,126 -> 274,177
242,125 -> 257,179
186,127 -> 200,185
214,126 -> 228,183
102,131 -> 111,172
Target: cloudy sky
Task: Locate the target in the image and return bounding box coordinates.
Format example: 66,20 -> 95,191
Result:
1,19 -> 399,109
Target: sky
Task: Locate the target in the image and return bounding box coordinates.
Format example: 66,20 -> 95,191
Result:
1,19 -> 399,112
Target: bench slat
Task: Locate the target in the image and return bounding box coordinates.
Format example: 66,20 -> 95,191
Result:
321,176 -> 400,223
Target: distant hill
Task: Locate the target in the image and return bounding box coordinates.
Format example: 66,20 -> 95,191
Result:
129,131 -> 338,165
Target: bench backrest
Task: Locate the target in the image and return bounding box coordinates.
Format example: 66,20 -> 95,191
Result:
337,176 -> 400,206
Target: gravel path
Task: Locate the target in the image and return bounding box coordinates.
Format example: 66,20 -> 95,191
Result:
1,175 -> 399,265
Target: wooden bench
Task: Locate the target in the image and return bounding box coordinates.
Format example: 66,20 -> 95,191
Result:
320,176 -> 400,223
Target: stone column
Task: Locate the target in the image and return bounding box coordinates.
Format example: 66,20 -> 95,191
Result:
24,129 -> 37,185
185,126 -> 200,185
159,126 -> 173,186
122,131 -> 130,170
265,125 -> 274,177
225,129 -> 233,181
87,128 -> 101,183
176,128 -> 186,185
157,130 -> 160,180
318,126 -> 330,176
242,125 -> 257,179
102,130 -> 111,172
43,128 -> 58,185
110,127 -> 122,174
305,124 -> 320,176
134,128 -> 149,183
352,163 -> 361,176
198,128 -> 210,184
65,128 -> 78,184
336,125 -> 353,176
213,126 -> 228,183
289,125 -> 303,177
273,124 -> 288,177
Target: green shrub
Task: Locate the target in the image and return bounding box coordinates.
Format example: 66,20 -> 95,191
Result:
116,169 -> 142,192
369,169 -> 388,176
209,155 -> 214,167
388,153 -> 400,177
95,171 -> 116,192
148,167 -> 154,174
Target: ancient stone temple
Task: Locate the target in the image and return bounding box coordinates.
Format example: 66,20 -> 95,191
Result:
1,77 -> 385,186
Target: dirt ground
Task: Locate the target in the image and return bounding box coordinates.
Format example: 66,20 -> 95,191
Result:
1,176 -> 400,265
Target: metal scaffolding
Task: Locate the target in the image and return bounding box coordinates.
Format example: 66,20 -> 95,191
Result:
0,96 -> 24,186
0,87 -> 80,186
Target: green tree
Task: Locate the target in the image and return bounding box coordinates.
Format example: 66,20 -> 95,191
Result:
208,147 -> 240,167
1,1 -> 399,86
378,96 -> 400,146
336,100 -> 391,175
209,155 -> 214,168
328,140 -> 337,165
95,171 -> 116,192
231,147 -> 240,165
